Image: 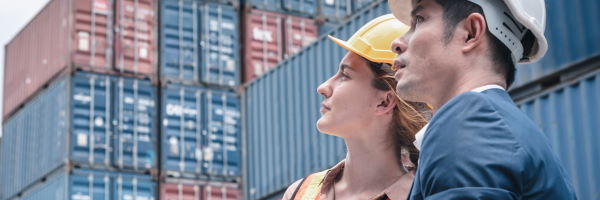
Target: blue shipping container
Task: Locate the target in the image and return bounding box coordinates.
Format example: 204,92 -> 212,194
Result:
160,0 -> 201,82
243,1 -> 390,199
160,1 -> 240,87
320,0 -> 352,22
513,0 -> 600,88
1,72 -> 157,200
282,0 -> 318,17
200,2 -> 240,87
14,168 -> 155,200
517,70 -> 600,200
161,84 -> 241,180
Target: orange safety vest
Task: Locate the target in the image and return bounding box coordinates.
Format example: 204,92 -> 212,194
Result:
289,170 -> 328,200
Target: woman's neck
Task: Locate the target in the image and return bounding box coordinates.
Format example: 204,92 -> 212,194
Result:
335,135 -> 406,198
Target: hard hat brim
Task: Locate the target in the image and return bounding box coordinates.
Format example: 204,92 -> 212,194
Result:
327,35 -> 393,64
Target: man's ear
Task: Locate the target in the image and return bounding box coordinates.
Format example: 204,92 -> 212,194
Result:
376,92 -> 397,115
458,13 -> 487,53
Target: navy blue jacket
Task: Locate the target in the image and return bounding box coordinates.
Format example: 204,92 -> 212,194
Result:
408,89 -> 577,199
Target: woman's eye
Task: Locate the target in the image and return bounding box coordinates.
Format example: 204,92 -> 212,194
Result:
340,73 -> 350,80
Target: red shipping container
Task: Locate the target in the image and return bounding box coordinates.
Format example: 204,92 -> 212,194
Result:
160,181 -> 241,200
3,0 -> 157,121
114,0 -> 156,74
243,9 -> 285,84
242,9 -> 318,84
283,15 -> 318,58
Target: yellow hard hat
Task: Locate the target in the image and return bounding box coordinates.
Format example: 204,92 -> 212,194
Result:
328,14 -> 410,65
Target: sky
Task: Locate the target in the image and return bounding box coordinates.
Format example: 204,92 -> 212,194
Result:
0,0 -> 50,137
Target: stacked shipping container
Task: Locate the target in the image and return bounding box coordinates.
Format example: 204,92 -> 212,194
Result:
157,0 -> 243,198
1,0 -> 160,199
2,0 -> 157,121
0,72 -> 158,199
242,0 -> 600,199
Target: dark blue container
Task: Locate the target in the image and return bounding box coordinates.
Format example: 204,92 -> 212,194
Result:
15,168 -> 156,200
282,0 -> 318,17
0,72 -> 157,200
161,84 -> 241,180
200,2 -> 240,87
160,1 -> 240,87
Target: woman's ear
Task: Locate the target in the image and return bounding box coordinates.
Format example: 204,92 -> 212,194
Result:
376,91 -> 397,115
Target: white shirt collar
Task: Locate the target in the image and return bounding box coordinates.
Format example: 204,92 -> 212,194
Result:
412,84 -> 506,150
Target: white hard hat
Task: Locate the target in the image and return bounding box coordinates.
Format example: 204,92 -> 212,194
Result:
388,0 -> 548,64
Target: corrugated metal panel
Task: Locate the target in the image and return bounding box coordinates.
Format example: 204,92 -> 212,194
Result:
160,0 -> 201,83
200,3 -> 240,87
0,72 -> 157,200
517,70 -> 600,200
15,168 -> 156,200
513,0 -> 600,88
1,77 -> 69,200
282,0 -> 317,17
113,76 -> 157,171
161,84 -> 241,180
243,1 -> 390,199
320,0 -> 352,21
2,0 -> 108,121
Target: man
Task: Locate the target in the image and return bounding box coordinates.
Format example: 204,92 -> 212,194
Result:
388,0 -> 577,199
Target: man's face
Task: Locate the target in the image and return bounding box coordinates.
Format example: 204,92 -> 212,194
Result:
390,0 -> 461,103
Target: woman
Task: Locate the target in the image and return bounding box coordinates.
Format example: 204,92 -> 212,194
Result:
282,14 -> 429,200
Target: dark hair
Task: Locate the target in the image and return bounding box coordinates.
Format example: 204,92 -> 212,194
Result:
367,60 -> 429,170
435,0 -> 516,88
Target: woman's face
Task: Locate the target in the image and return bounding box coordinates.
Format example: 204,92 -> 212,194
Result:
316,52 -> 388,137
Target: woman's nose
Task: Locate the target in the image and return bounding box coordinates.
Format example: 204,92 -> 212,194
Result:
317,79 -> 332,98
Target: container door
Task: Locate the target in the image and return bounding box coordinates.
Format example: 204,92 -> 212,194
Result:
113,174 -> 156,200
70,170 -> 111,200
160,0 -> 200,83
283,15 -> 318,58
71,73 -> 113,169
114,0 -> 156,76
200,3 -> 239,87
113,77 -> 157,171
73,0 -> 114,71
243,10 -> 284,83
205,91 -> 241,178
161,85 -> 205,177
